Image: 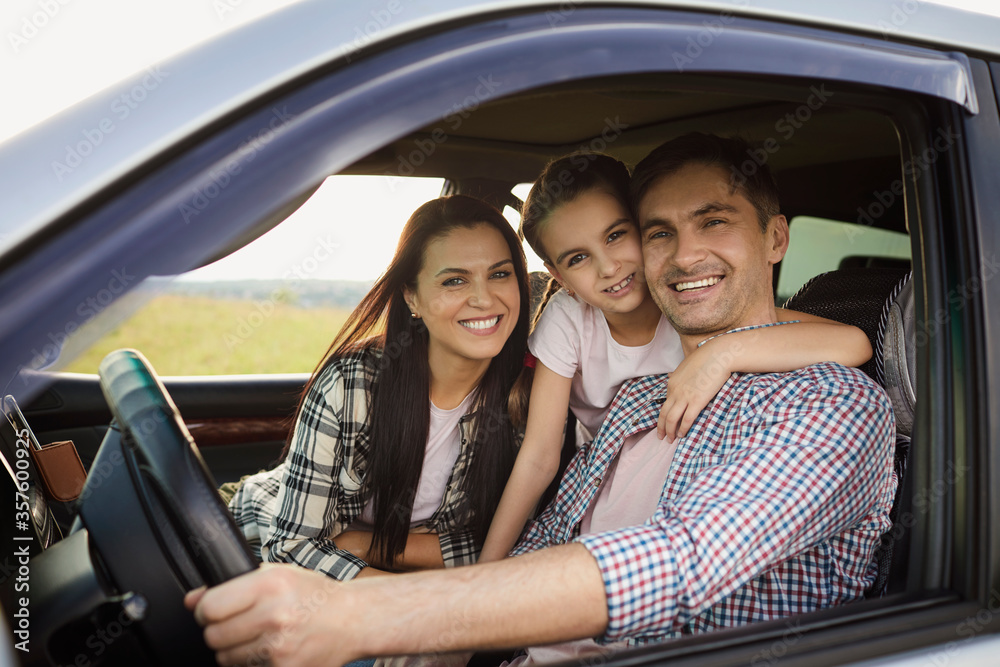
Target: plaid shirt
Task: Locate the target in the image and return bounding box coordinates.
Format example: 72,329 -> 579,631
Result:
229,347 -> 481,580
511,323 -> 897,645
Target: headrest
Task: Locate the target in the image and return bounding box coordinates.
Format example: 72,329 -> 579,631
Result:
783,267 -> 911,383
877,275 -> 916,438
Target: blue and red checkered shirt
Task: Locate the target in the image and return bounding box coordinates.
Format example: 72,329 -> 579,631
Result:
511,324 -> 897,645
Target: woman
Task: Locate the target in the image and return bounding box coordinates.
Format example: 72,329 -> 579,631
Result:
228,195 -> 530,579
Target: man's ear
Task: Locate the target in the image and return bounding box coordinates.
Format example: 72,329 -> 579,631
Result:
766,214 -> 790,264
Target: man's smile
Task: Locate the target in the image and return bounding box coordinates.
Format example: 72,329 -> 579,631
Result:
670,275 -> 724,293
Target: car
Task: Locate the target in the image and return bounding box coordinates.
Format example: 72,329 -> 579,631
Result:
1,0 -> 999,665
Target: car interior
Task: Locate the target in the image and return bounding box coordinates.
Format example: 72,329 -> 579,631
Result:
2,32 -> 952,666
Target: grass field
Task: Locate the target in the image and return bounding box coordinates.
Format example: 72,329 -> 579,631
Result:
64,295 -> 354,375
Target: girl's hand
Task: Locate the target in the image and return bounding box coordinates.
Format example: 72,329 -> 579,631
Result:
657,344 -> 732,442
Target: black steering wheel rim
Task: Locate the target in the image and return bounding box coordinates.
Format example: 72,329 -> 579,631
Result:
98,348 -> 256,587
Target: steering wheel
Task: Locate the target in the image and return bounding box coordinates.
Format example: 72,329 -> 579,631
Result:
97,348 -> 256,586
20,349 -> 256,666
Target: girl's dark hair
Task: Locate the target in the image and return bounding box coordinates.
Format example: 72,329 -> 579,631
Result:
282,195 -> 530,567
519,153 -> 631,266
517,152 -> 632,333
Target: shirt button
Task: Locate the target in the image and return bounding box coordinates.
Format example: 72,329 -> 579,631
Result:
592,477 -> 601,487
461,439 -> 467,444
632,417 -> 641,425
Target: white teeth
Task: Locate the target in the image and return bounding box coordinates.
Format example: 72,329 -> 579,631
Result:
605,275 -> 633,293
460,316 -> 499,330
674,276 -> 721,292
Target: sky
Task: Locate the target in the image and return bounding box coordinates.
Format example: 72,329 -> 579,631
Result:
3,0 -> 997,281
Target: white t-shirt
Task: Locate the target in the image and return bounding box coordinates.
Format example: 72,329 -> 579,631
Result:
352,391 -> 474,529
528,289 -> 683,439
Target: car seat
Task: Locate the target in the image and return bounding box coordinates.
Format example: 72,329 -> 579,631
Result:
783,267 -> 914,598
874,273 -> 916,596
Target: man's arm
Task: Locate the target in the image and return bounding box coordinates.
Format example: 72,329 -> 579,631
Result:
578,369 -> 896,641
187,543 -> 608,667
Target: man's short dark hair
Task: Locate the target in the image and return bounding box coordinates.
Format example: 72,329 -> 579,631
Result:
630,132 -> 781,231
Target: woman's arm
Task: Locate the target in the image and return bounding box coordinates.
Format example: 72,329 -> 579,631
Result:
262,357 -> 377,581
478,363 -> 574,562
335,530 -> 444,572
657,315 -> 872,441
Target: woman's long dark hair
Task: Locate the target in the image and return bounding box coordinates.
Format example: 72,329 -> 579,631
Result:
282,195 -> 529,567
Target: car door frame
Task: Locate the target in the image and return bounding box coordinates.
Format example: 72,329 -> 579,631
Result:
2,6 -> 996,665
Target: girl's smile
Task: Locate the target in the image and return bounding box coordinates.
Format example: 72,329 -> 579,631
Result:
540,189 -> 649,317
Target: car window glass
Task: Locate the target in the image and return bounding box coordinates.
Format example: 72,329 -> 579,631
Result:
59,175 -> 445,375
508,183 -> 547,274
777,216 -> 911,302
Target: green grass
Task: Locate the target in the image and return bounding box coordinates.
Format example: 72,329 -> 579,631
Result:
64,295 -> 353,375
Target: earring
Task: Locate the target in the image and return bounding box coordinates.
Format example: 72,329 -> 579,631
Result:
410,312 -> 419,319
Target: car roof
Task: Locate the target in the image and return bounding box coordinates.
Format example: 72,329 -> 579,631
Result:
1,0 -> 997,260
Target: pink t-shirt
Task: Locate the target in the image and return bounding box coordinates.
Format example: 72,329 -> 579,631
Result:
528,290 -> 682,440
351,391 -> 474,529
506,427 -> 678,666
579,428 -> 679,534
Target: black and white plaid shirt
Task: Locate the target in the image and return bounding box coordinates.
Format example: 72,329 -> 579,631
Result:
229,347 -> 483,580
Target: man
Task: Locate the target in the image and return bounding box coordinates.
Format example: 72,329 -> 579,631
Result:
187,133 -> 896,667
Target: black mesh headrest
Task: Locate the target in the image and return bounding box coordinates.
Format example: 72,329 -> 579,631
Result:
878,275 -> 916,437
782,268 -> 912,383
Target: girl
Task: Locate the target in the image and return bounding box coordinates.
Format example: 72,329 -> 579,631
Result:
478,154 -> 872,562
228,195 -> 531,579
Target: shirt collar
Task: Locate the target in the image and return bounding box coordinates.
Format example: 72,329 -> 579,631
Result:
696,319 -> 801,348
642,320 -> 802,405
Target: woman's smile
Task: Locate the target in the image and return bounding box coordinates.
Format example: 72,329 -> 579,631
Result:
405,224 -> 521,366
459,314 -> 503,334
